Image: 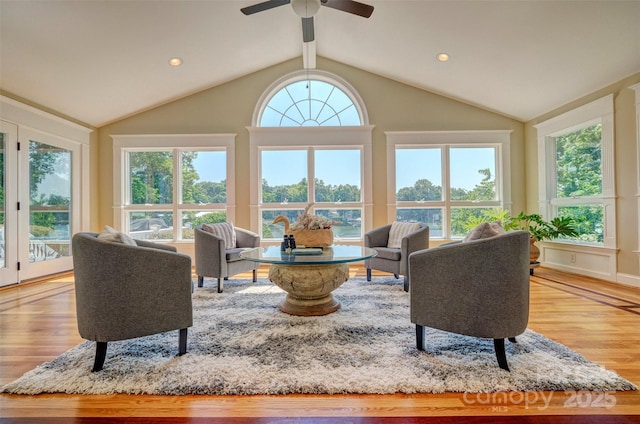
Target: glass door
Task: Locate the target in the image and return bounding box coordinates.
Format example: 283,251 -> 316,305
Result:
17,128 -> 80,281
0,121 -> 18,286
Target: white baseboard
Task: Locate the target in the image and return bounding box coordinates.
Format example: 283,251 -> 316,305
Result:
542,262 -> 615,282
616,273 -> 640,288
541,263 -> 640,288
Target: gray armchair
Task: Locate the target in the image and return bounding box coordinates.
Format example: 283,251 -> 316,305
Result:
194,224 -> 260,293
408,230 -> 530,371
72,232 -> 193,372
364,223 -> 429,291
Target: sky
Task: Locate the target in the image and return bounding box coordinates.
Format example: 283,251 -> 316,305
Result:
192,151 -> 226,183
193,148 -> 495,191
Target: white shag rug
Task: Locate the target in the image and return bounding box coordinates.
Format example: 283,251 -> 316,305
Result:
2,277 -> 636,395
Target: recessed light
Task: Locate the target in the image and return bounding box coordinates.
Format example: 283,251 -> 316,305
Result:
436,53 -> 450,62
169,57 -> 183,67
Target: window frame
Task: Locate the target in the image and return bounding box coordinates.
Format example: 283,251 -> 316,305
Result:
249,71 -> 373,242
112,134 -> 236,242
258,146 -> 364,240
385,130 -> 513,239
248,126 -> 373,242
252,70 -> 369,127
631,82 -> 640,264
534,95 -> 615,248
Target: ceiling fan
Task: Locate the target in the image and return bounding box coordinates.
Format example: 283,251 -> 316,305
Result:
241,0 -> 374,42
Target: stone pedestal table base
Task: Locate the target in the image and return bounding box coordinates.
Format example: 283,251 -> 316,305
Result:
268,263 -> 350,316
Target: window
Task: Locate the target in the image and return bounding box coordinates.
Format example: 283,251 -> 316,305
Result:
260,80 -> 360,127
260,147 -> 363,240
112,135 -> 235,242
554,124 -> 603,242
250,70 -> 372,241
535,95 -> 615,247
254,70 -> 368,127
387,131 -> 512,239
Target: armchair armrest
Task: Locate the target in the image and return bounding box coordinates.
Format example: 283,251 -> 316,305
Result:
401,225 -> 430,257
235,227 -> 260,248
364,224 -> 392,248
135,239 -> 177,252
194,227 -> 226,277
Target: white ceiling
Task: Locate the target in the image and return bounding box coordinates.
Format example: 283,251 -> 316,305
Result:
1,0 -> 639,127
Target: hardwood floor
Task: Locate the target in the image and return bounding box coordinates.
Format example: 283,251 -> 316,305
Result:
1,266 -> 639,423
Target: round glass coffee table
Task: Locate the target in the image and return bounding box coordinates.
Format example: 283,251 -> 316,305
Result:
240,245 -> 377,316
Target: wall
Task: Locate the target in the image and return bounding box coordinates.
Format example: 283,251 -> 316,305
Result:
524,72 -> 640,285
8,57 -> 638,285
97,56 -> 525,239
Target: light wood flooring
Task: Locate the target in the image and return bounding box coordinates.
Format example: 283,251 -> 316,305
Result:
1,266 -> 639,423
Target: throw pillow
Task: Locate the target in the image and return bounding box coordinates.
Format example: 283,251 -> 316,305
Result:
97,225 -> 137,246
387,221 -> 422,249
462,220 -> 506,242
202,222 -> 237,249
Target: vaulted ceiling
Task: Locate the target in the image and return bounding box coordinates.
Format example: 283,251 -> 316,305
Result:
1,0 -> 639,127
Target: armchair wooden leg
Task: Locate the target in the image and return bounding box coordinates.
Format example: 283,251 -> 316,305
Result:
217,278 -> 223,293
178,328 -> 188,356
366,268 -> 372,282
508,337 -> 517,343
197,275 -> 204,288
252,269 -> 257,283
416,324 -> 425,351
394,274 -> 399,279
403,275 -> 409,292
92,341 -> 108,372
494,338 -> 510,371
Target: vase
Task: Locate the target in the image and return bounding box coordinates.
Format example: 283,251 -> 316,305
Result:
291,229 -> 334,247
529,237 -> 540,264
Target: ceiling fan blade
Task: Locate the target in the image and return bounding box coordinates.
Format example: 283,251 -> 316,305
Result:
241,0 -> 291,15
321,0 -> 374,18
302,17 -> 314,42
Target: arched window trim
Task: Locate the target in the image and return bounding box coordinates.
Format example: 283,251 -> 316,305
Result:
252,69 -> 369,127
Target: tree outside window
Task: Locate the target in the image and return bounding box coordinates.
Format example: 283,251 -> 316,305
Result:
260,148 -> 363,240
395,146 -> 499,238
124,149 -> 228,240
553,124 -> 603,243
535,95 -> 614,248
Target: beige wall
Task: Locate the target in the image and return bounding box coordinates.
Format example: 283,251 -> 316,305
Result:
524,72 -> 640,278
7,56 -> 638,283
97,56 -> 526,233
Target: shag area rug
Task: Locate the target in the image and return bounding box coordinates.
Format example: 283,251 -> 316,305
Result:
2,277 -> 636,395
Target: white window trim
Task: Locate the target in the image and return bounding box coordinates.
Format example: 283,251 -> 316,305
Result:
534,95 -> 616,249
1,96 -> 91,281
252,69 -> 370,126
630,83 -> 640,271
385,130 -> 513,238
1,97 -> 91,231
246,126 -> 374,238
112,134 -> 236,241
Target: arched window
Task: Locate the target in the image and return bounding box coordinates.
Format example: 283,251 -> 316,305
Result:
254,70 -> 368,127
249,70 -> 373,242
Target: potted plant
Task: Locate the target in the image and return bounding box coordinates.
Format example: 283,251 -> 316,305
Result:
465,209 -> 578,263
505,211 -> 578,263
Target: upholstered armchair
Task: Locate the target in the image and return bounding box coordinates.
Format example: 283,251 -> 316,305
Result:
364,222 -> 429,291
194,223 -> 260,293
72,232 -> 193,372
408,230 -> 530,371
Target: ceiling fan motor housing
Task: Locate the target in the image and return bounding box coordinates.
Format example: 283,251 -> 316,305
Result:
291,0 -> 321,18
